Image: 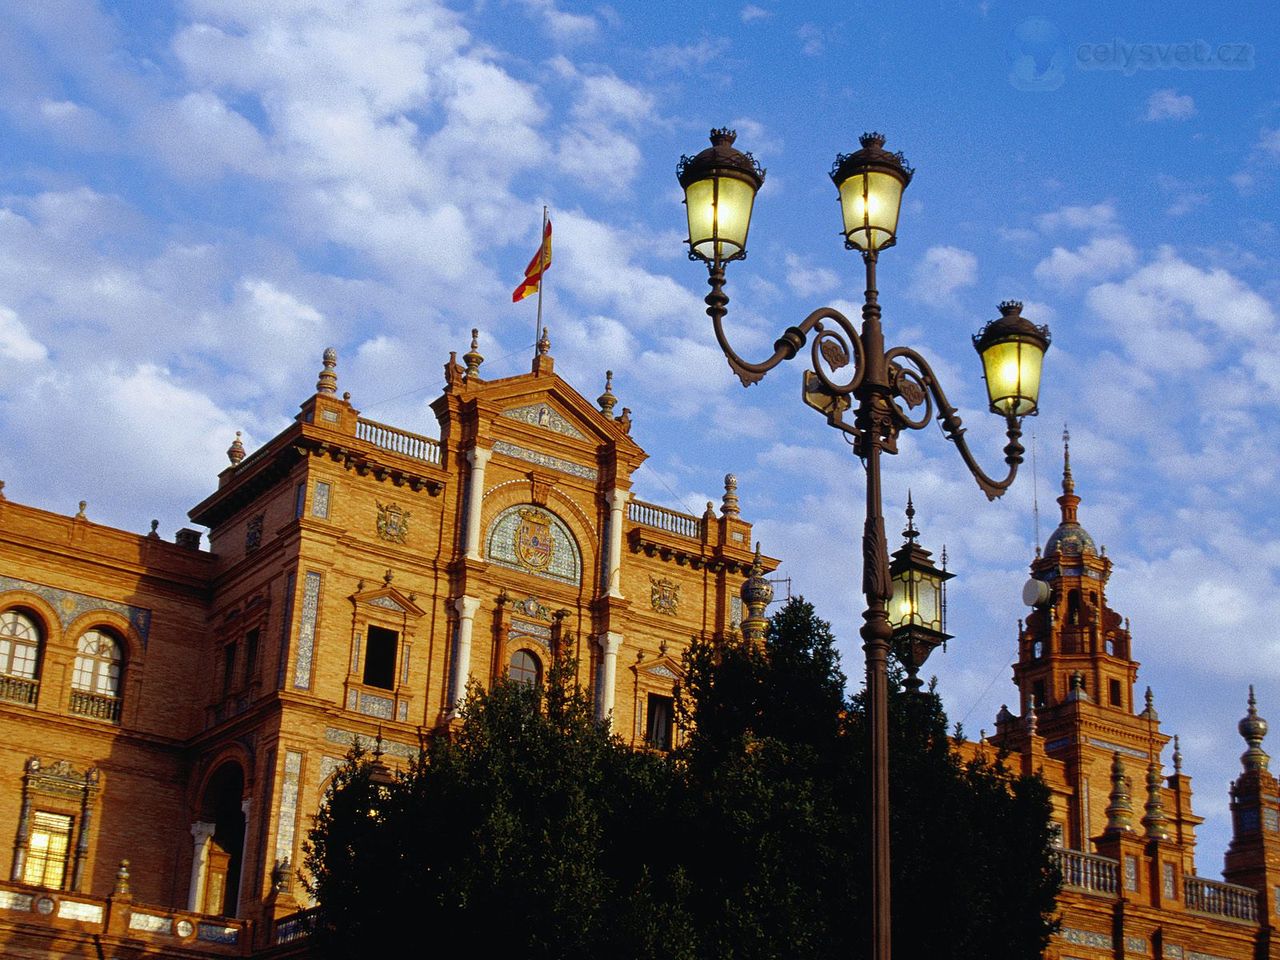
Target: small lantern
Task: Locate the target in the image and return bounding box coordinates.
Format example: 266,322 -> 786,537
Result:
972,301 -> 1052,418
677,128 -> 765,265
366,732 -> 396,818
888,497 -> 954,691
829,132 -> 913,253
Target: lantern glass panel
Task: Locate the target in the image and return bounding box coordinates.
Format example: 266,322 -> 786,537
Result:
890,572 -> 914,630
980,336 -> 1044,417
837,170 -> 905,251
685,175 -> 756,263
915,571 -> 940,630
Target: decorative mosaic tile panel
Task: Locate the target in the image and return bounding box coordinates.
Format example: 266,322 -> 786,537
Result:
0,891 -> 32,911
491,440 -> 597,480
397,700 -> 408,721
129,912 -> 173,934
1125,936 -> 1148,954
1062,928 -> 1112,949
1163,946 -> 1184,960
1265,807 -> 1279,831
1187,953 -> 1230,960
730,596 -> 743,629
197,923 -> 239,944
511,619 -> 552,640
500,403 -> 587,439
312,481 -> 330,519
1163,862 -> 1175,898
1089,736 -> 1150,760
274,751 -> 303,867
357,691 -> 394,719
320,756 -> 343,784
648,664 -> 677,680
486,505 -> 582,584
0,576 -> 151,647
57,900 -> 104,923
293,572 -> 321,689
369,596 -> 405,612
1124,854 -> 1137,891
277,572 -> 296,689
323,727 -> 416,759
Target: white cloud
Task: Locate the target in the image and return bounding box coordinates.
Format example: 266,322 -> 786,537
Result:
648,38 -> 730,72
907,246 -> 977,306
784,253 -> 838,297
1034,235 -> 1137,288
1144,89 -> 1195,122
797,23 -> 824,56
0,306 -> 47,362
1035,202 -> 1119,233
741,4 -> 771,22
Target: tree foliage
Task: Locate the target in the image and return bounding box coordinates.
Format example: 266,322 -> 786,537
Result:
306,598 -> 1058,959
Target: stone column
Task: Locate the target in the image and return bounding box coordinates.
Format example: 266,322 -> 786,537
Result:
595,632 -> 623,728
463,447 -> 491,561
605,489 -> 628,598
187,821 -> 216,913
449,596 -> 481,715
234,798 -> 251,918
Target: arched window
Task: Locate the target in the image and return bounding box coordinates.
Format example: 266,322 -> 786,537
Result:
70,629 -> 123,722
508,649 -> 541,687
0,610 -> 41,680
0,609 -> 42,706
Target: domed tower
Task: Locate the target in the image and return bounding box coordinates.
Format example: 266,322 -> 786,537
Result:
1223,688 -> 1280,922
1011,429 -> 1137,716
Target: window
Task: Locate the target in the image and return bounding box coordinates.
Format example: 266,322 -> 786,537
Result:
294,482 -> 306,518
1108,678 -> 1122,707
363,626 -> 398,690
1032,679 -> 1047,709
23,811 -> 72,888
645,693 -> 674,751
222,643 -> 238,694
0,610 -> 41,705
70,629 -> 123,721
244,629 -> 259,685
509,649 -> 541,687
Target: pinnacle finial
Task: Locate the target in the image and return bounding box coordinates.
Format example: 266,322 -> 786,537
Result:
1173,734 -> 1183,774
227,431 -> 246,466
739,542 -> 773,648
1141,686 -> 1158,722
721,473 -> 740,518
1105,752 -> 1135,834
463,328 -> 484,379
317,347 -> 338,395
537,326 -> 550,356
1142,753 -> 1169,839
1239,685 -> 1270,773
1062,424 -> 1074,496
597,370 -> 617,419
903,491 -> 918,542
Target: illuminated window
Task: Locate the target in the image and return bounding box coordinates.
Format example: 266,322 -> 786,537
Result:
23,811 -> 72,889
0,610 -> 41,680
509,649 -> 541,687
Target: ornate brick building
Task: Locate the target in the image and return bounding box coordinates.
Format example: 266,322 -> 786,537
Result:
0,339 -> 1277,957
978,437 -> 1280,959
0,336 -> 770,956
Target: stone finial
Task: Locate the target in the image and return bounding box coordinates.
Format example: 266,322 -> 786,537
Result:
1104,753 -> 1134,834
0,480 -> 6,501
382,568 -> 394,586
1062,425 -> 1074,496
227,431 -> 246,466
1066,671 -> 1089,702
1140,686 -> 1158,722
1027,701 -> 1038,737
316,347 -> 338,395
75,501 -> 87,520
996,703 -> 1014,726
114,859 -> 131,896
704,501 -> 715,519
721,473 -> 740,518
148,519 -> 160,539
597,370 -> 617,419
537,326 -> 551,356
1173,734 -> 1183,774
463,328 -> 484,379
1240,685 -> 1270,773
1142,755 -> 1169,839
739,543 -> 773,647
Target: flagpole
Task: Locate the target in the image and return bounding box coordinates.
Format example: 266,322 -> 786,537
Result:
535,205 -> 548,355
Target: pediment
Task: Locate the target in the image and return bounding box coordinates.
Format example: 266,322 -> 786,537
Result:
348,585 -> 425,619
500,402 -> 588,440
632,654 -> 684,682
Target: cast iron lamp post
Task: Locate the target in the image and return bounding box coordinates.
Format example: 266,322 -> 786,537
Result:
676,128 -> 1050,960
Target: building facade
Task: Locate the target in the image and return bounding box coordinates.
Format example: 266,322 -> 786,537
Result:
0,337 -> 770,956
0,340 -> 1278,957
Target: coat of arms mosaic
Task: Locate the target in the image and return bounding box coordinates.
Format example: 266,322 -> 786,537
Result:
375,501 -> 410,544
515,508 -> 554,572
650,576 -> 680,616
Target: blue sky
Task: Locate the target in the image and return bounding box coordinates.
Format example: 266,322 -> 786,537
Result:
1,0 -> 1277,870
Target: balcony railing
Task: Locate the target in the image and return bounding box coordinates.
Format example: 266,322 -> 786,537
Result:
68,690 -> 121,723
1185,875 -> 1259,922
628,499 -> 703,539
356,418 -> 441,464
0,675 -> 38,706
1054,847 -> 1118,897
274,906 -> 319,944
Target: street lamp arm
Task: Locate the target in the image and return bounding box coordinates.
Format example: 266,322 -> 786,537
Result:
707,265 -> 866,392
885,345 -> 1026,501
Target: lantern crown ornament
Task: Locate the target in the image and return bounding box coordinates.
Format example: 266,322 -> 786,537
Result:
888,496 -> 955,692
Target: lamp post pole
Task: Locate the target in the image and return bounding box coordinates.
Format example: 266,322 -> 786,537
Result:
679,130 -> 1051,960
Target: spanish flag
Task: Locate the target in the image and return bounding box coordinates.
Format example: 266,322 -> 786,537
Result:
512,219 -> 552,302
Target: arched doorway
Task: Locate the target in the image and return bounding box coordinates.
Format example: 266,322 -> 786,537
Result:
196,762 -> 245,917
